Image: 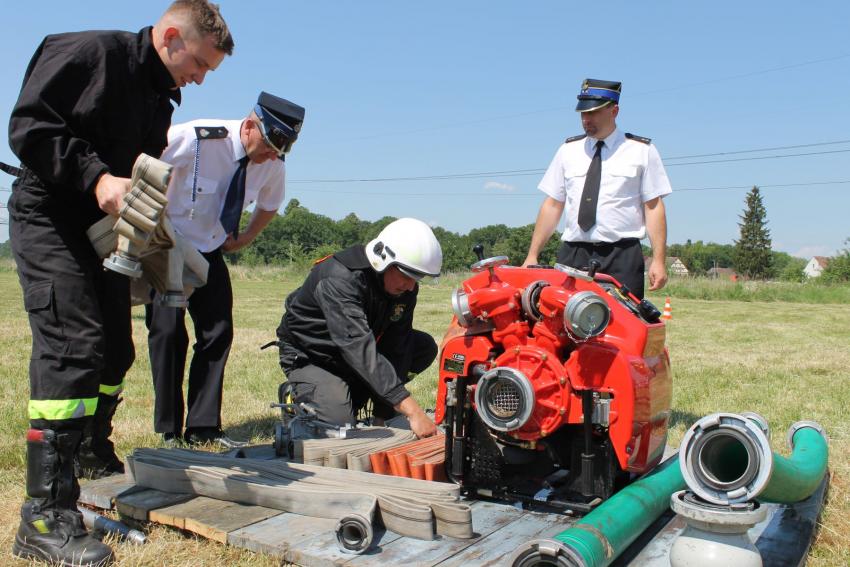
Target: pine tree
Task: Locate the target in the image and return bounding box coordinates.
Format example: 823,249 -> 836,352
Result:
733,186 -> 773,279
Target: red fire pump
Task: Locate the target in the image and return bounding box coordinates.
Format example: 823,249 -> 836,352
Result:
437,248 -> 672,512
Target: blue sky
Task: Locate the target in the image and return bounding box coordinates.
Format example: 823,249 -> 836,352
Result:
2,1 -> 849,259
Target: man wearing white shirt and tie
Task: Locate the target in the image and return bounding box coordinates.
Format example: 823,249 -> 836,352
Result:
523,78 -> 671,299
146,92 -> 305,447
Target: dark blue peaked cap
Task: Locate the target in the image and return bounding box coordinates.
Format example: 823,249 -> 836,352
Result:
575,79 -> 621,112
255,92 -> 305,158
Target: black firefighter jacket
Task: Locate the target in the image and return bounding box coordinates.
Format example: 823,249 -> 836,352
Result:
276,245 -> 419,408
8,26 -> 179,228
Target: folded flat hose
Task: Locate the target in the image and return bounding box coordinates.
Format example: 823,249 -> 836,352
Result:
127,448 -> 473,553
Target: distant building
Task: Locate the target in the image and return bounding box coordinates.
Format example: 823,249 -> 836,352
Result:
643,256 -> 690,276
803,256 -> 830,278
668,257 -> 689,276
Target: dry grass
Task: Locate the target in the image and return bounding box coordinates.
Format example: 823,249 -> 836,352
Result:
0,268 -> 848,566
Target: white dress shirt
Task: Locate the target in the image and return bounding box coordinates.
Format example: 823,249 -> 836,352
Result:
160,119 -> 286,253
538,127 -> 672,243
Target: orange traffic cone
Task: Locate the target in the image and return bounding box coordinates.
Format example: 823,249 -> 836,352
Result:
661,297 -> 672,320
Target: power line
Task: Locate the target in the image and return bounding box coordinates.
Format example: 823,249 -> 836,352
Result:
664,139 -> 850,161
288,179 -> 850,197
289,141 -> 850,184
335,53 -> 850,142
677,180 -> 850,192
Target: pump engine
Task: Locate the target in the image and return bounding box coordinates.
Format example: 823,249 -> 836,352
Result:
437,250 -> 672,512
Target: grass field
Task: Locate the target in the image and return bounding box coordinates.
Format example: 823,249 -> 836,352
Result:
0,265 -> 848,566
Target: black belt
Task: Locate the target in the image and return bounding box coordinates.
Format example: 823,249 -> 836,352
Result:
564,238 -> 640,248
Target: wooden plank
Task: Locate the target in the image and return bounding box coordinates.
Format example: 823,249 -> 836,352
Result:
615,513 -> 684,567
115,487 -> 195,521
437,510 -> 573,566
284,525 -> 403,567
227,513 -> 338,558
279,493 -> 491,567
339,500 -> 524,567
78,473 -> 141,510
148,496 -> 281,543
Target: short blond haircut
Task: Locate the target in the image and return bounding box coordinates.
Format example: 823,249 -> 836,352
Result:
165,0 -> 234,55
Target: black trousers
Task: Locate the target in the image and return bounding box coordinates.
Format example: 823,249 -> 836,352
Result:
9,186 -> 133,431
145,248 -> 233,434
284,330 -> 438,427
557,238 -> 646,299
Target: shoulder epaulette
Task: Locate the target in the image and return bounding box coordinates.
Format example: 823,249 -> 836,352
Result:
564,134 -> 587,144
194,126 -> 229,140
625,133 -> 651,144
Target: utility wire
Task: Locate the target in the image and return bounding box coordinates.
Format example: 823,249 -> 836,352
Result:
289,142 -> 850,184
664,139 -> 850,161
288,179 -> 850,197
666,148 -> 850,167
336,54 -> 850,142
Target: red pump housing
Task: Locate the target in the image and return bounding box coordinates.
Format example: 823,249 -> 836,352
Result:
437,259 -> 671,509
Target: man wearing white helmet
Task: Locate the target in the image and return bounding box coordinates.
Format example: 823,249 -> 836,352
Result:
275,218 -> 442,438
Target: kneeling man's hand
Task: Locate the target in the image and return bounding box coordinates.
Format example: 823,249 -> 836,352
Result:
395,397 -> 437,438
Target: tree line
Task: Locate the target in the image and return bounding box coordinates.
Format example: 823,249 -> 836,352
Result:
227,199 -> 561,272
1,192 -> 847,281
228,197 -> 806,278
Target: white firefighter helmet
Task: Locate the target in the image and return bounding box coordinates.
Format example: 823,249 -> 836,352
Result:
366,218 -> 442,279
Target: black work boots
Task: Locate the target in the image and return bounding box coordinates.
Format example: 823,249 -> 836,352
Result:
77,395 -> 125,479
13,428 -> 114,567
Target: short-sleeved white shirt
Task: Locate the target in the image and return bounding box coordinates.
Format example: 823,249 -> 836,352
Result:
538,127 -> 672,243
160,119 -> 286,253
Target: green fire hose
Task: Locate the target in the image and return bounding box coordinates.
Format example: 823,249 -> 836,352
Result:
510,415 -> 829,567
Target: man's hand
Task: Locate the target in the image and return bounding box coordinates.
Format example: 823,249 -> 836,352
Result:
643,197 -> 668,292
94,173 -> 131,215
222,209 -> 276,252
222,232 -> 252,252
523,197 -> 565,268
408,410 -> 437,439
521,254 -> 539,268
395,396 -> 437,438
648,258 -> 668,291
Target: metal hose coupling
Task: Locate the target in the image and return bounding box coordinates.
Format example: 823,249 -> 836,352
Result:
510,539 -> 586,567
680,413 -> 828,505
679,412 -> 773,505
335,513 -> 374,554
80,508 -> 147,545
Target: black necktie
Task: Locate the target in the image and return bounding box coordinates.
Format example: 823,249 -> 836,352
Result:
578,140 -> 604,232
220,156 -> 249,237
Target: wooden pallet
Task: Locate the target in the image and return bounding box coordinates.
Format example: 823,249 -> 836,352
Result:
78,446 -> 828,567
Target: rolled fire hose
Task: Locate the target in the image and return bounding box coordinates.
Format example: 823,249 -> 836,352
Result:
87,212 -> 209,306
295,427 -> 417,471
105,154 -> 173,277
137,217 -> 209,308
510,413 -> 829,567
127,448 -> 472,554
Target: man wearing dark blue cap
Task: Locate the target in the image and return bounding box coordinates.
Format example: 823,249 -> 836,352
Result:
145,92 -> 305,447
523,78 -> 671,299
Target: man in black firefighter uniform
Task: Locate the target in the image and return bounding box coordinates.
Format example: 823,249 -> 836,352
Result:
5,2 -> 232,564
276,218 -> 442,439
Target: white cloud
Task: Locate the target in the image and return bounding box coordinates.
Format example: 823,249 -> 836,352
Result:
484,181 -> 516,192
